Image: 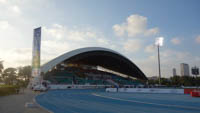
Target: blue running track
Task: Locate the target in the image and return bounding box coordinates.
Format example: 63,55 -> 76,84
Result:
35,89 -> 200,113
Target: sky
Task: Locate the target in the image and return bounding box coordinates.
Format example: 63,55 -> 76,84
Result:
0,0 -> 200,78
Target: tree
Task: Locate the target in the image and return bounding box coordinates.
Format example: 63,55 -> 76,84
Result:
180,76 -> 194,86
18,65 -> 31,81
0,60 -> 3,75
170,76 -> 181,86
160,78 -> 171,86
0,60 -> 3,82
2,68 -> 17,85
17,66 -> 31,87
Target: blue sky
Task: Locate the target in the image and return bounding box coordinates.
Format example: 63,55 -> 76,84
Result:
0,0 -> 200,77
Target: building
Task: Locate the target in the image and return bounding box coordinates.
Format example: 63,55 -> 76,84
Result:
40,47 -> 148,86
191,66 -> 199,77
172,68 -> 177,76
41,47 -> 147,80
180,63 -> 190,76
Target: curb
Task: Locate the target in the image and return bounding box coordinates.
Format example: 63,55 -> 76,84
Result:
33,92 -> 54,113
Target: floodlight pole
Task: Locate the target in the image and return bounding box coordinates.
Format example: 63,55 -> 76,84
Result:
157,45 -> 161,85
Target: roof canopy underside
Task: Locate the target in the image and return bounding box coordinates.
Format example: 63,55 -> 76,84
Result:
41,47 -> 147,80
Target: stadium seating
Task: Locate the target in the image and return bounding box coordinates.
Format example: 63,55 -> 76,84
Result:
111,75 -> 141,85
44,70 -> 141,86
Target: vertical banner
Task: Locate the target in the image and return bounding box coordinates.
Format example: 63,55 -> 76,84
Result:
32,27 -> 41,77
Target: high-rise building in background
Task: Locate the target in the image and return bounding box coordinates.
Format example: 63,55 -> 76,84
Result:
180,63 -> 190,76
172,68 -> 177,76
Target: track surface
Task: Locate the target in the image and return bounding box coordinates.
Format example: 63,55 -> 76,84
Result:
35,89 -> 200,113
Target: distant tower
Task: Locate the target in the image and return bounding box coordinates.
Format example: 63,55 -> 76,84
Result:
172,68 -> 177,76
180,63 -> 190,76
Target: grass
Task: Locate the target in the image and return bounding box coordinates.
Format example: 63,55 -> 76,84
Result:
0,85 -> 20,96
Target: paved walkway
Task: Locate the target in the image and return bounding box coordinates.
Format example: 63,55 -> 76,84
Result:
0,89 -> 49,113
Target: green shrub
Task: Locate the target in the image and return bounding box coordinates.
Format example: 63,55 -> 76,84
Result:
0,85 -> 20,96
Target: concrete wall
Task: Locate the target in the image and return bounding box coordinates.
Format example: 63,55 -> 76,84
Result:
106,88 -> 184,94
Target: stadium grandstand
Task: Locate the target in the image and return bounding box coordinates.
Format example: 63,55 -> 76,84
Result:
40,47 -> 147,88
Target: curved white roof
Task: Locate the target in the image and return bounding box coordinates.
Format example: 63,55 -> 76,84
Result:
41,47 -> 127,73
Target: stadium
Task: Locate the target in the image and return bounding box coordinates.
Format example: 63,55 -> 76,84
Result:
31,29 -> 200,113
1,1 -> 200,113
34,47 -> 200,113
40,47 -> 147,88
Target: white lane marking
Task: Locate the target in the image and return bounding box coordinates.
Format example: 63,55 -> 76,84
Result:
92,93 -> 200,110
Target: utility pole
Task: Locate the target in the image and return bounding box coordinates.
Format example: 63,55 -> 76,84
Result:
157,45 -> 161,85
155,37 -> 164,85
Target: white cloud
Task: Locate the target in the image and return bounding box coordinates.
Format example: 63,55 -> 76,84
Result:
195,35 -> 200,44
0,1 -> 115,68
160,49 -> 190,61
97,38 -> 109,45
0,48 -> 32,67
0,20 -> 12,30
145,27 -> 159,36
0,23 -> 115,68
41,40 -> 72,64
10,5 -> 21,14
113,14 -> 159,37
0,0 -> 22,15
43,24 -> 66,40
123,39 -> 141,52
145,44 -> 156,53
41,24 -> 113,64
68,31 -> 90,41
171,37 -> 181,45
135,58 -> 157,77
43,24 -> 99,42
112,24 -> 125,37
0,0 -> 7,4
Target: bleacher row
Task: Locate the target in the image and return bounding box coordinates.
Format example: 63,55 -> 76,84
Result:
111,75 -> 141,85
45,70 -> 141,86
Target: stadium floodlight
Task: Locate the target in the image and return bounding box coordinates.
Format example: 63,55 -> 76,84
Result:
155,37 -> 164,85
155,37 -> 164,46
